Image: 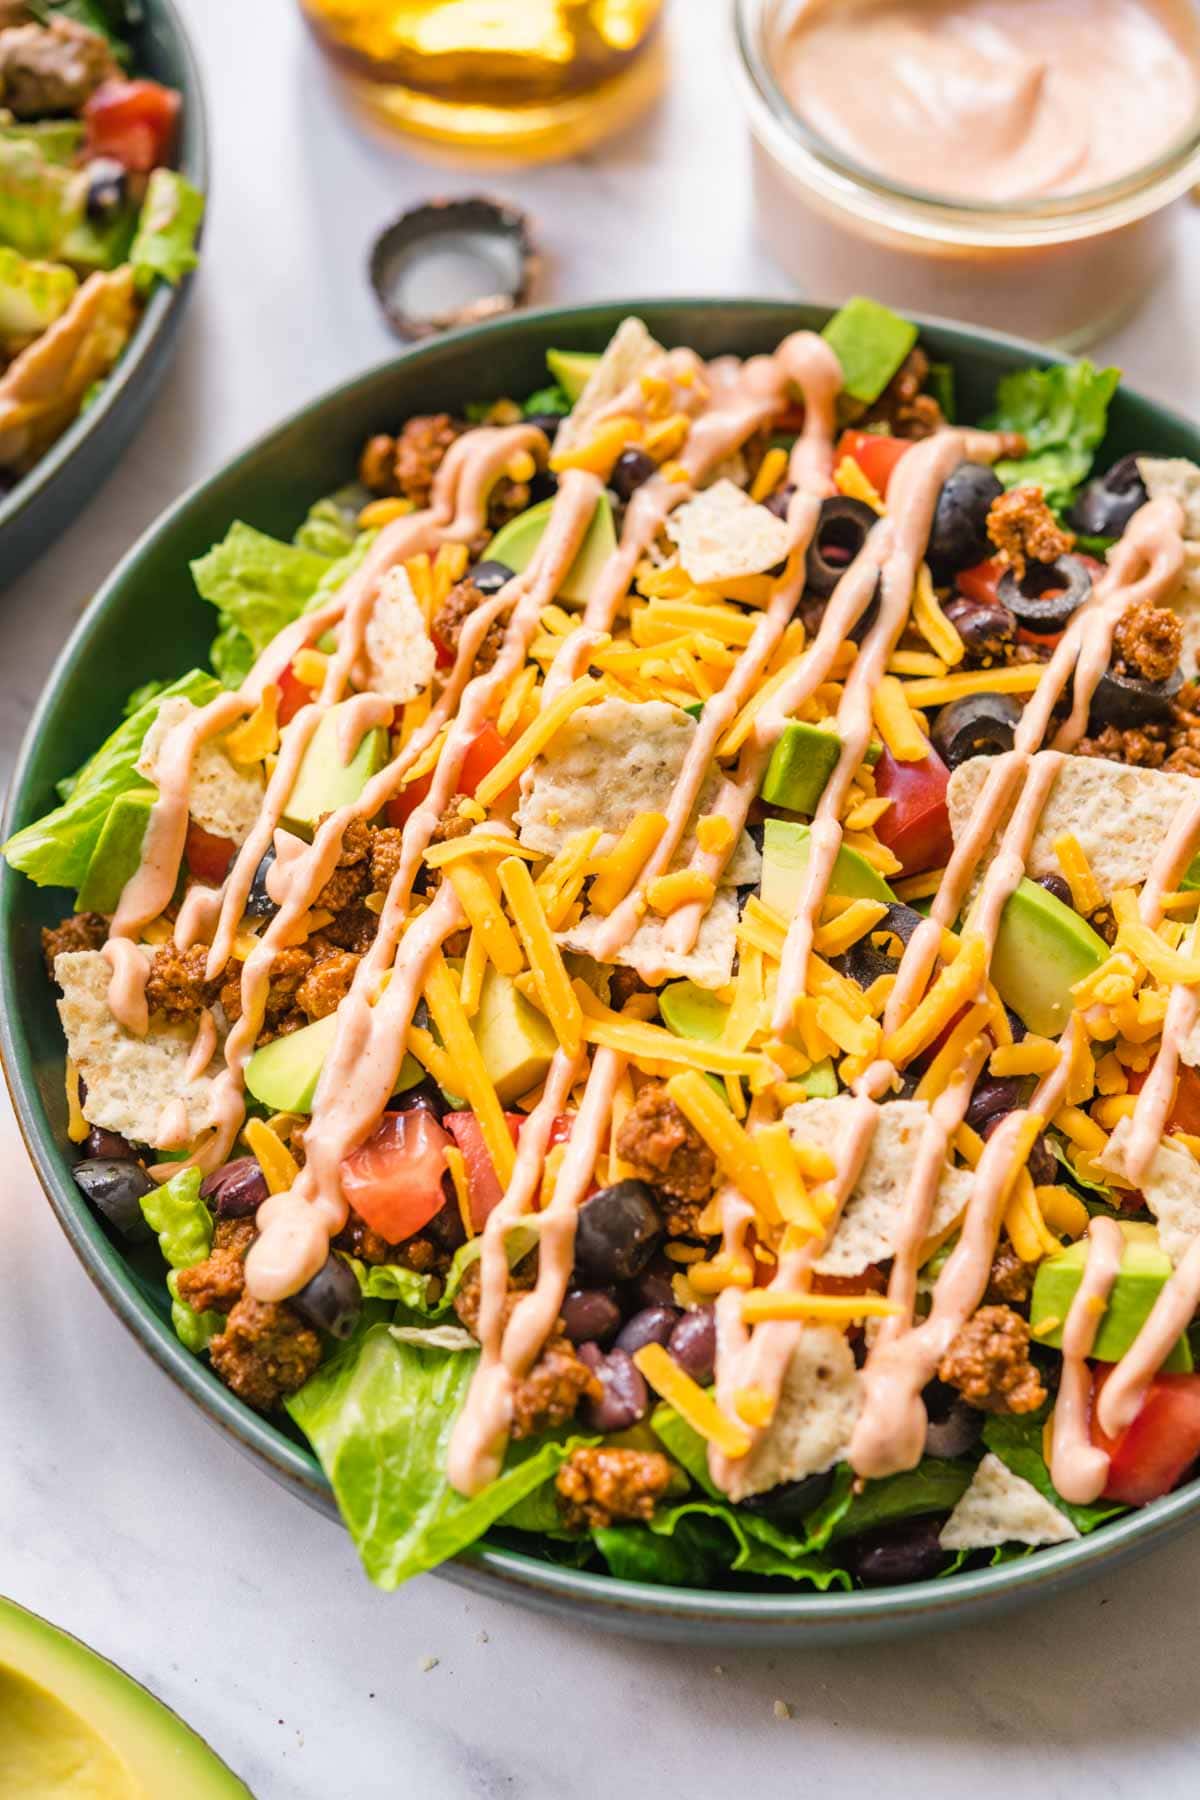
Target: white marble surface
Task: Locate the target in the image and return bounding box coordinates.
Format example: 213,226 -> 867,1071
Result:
6,1 -> 1200,1792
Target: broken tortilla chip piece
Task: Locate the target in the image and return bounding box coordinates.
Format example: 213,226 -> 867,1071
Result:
55,949 -> 226,1148
1099,1117 -> 1200,1266
362,566 -> 437,704
948,754 -> 1199,903
720,1324 -> 861,1502
560,885 -> 740,992
137,696 -> 265,847
939,1452 -> 1078,1550
783,1098 -> 973,1277
665,478 -> 792,586
552,316 -> 664,460
1138,456 -> 1200,538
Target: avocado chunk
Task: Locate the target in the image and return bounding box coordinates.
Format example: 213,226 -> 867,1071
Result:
759,721 -> 842,816
761,817 -> 895,915
472,963 -> 558,1103
659,977 -> 836,1097
989,877 -> 1107,1038
486,492 -> 617,605
821,297 -> 918,406
76,785 -> 157,913
281,701 -> 390,840
246,1012 -> 423,1114
546,347 -> 600,402
1031,1222 -> 1192,1372
0,1593 -> 250,1797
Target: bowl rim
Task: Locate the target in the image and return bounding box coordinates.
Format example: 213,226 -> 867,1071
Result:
7,294 -> 1200,1638
0,0 -> 210,548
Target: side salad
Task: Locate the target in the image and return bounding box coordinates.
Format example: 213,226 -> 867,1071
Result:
0,0 -> 202,485
11,298 -> 1200,1597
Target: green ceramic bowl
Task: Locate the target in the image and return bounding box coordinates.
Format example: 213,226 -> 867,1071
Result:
0,0 -> 208,589
5,300 -> 1200,1644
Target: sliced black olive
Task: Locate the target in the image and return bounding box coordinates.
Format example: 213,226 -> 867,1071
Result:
292,1254 -> 363,1339
931,692 -> 1022,769
805,496 -> 877,598
573,1180 -> 663,1284
245,847 -> 279,920
997,554 -> 1092,633
466,559 -> 515,595
1089,662 -> 1184,729
610,448 -> 656,503
73,1158 -> 155,1242
85,157 -> 128,223
838,901 -> 926,989
1068,453 -> 1148,539
927,462 -> 1003,580
847,580 -> 882,645
738,1469 -> 835,1526
523,412 -> 564,442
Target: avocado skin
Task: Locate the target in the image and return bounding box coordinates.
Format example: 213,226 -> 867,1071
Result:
486,493 -> 616,606
246,1012 -> 422,1114
759,722 -> 842,817
761,817 -> 895,913
545,348 -> 600,402
989,877 -> 1107,1038
281,704 -> 389,840
76,785 -> 157,913
1031,1224 -> 1192,1372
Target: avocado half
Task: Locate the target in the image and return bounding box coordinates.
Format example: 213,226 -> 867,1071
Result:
0,1595 -> 251,1797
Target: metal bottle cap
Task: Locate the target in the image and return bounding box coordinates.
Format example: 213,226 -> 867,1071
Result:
369,196 -> 537,341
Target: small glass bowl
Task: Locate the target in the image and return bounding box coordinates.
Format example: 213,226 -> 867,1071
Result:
734,0 -> 1200,348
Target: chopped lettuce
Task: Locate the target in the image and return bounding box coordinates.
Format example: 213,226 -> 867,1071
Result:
293,489 -> 366,559
594,1501 -> 849,1590
984,360 -> 1120,510
0,137 -> 82,260
27,0 -> 138,60
0,244 -> 76,345
137,1167 -> 223,1354
522,384 -> 570,418
128,168 -> 203,292
2,668 -> 220,891
822,296 -> 917,406
0,118 -> 85,166
191,521 -> 365,688
804,1457 -> 972,1547
983,1406 -> 1127,1534
286,1323 -> 587,1588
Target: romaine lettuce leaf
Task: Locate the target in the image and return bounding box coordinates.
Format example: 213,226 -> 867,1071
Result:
983,1406 -> 1127,1534
805,1456 -> 972,1547
286,1323 -> 586,1588
128,168 -> 203,292
191,522 -> 359,687
0,118 -> 86,167
2,668 -> 220,891
593,1499 -> 849,1590
138,1167 -> 222,1353
984,360 -> 1120,510
0,244 -> 76,346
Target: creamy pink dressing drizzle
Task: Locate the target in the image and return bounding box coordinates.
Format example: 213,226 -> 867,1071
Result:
101,937 -> 150,1036
1050,1214 -> 1124,1503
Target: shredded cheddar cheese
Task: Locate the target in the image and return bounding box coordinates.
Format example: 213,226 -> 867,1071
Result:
423,954 -> 516,1187
244,1119 -> 300,1196
741,1292 -> 902,1324
632,1343 -> 752,1459
588,812 -> 667,915
473,676 -> 602,807
1053,833 -> 1104,917
647,870 -> 715,917
498,856 -> 583,1056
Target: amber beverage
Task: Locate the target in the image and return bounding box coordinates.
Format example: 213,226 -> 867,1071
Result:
300,0 -> 667,158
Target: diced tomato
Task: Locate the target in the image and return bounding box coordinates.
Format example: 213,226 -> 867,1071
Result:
386,769 -> 433,830
341,1108 -> 452,1243
444,1111 -> 523,1229
84,79 -> 180,173
1017,625 -> 1065,652
277,663 -> 312,726
834,430 -> 913,497
872,743 -> 953,876
1091,1365 -> 1200,1504
385,724 -> 511,829
184,821 -> 235,885
1125,1066 -> 1200,1139
547,1114 -> 574,1149
810,1266 -> 888,1297
955,557 -> 1004,607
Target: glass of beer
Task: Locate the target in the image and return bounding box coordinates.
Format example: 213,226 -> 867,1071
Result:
300,0 -> 668,159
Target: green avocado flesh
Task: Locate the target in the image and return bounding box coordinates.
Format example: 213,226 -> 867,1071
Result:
0,1596 -> 249,1797
281,702 -> 389,840
472,963 -> 557,1103
759,721 -> 842,816
545,347 -> 599,402
761,817 -> 895,913
658,978 -> 836,1098
989,877 -> 1107,1038
821,296 -> 918,406
1031,1222 -> 1192,1372
76,786 -> 156,913
486,493 -> 617,605
246,1013 -> 423,1114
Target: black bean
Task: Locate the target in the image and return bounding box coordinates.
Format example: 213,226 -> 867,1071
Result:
739,1470 -> 835,1526
1038,872 -> 1074,908
668,1305 -> 716,1384
615,1304 -> 680,1356
199,1156 -> 268,1219
72,1158 -> 154,1241
561,1288 -> 622,1346
578,1344 -> 649,1432
943,594 -> 1016,656
965,1076 -> 1024,1131
630,1258 -> 678,1311
83,1126 -> 136,1162
465,559 -> 514,596
844,1516 -> 950,1587
978,1115 -> 1056,1186
610,448 -> 656,504
424,1188 -> 467,1254
291,1254 -> 363,1339
573,1180 -> 663,1284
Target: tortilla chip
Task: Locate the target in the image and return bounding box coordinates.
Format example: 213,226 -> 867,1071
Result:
560,886 -> 739,991
939,1453 -> 1078,1550
517,697 -> 759,884
55,950 -> 226,1148
665,479 -> 791,586
553,317 -> 663,459
948,754 -> 1197,901
363,566 -> 436,704
137,696 -> 265,847
1100,1117 -> 1200,1266
1138,457 -> 1200,537
722,1325 -> 861,1503
1165,540 -> 1200,677
782,1098 -> 973,1277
